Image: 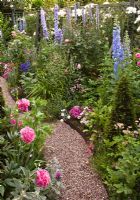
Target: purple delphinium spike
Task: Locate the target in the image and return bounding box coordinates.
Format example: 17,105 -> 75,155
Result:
54,5 -> 63,44
112,26 -> 124,77
96,5 -> 100,29
89,5 -> 93,23
74,4 -> 77,22
40,8 -> 49,40
82,8 -> 86,26
66,8 -> 71,25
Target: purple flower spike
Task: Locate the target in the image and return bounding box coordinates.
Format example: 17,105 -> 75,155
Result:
96,5 -> 100,29
112,26 -> 124,77
82,8 -> 86,26
74,4 -> 77,22
40,8 -> 49,40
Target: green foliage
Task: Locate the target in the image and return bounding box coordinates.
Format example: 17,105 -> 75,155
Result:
0,12 -> 12,42
25,13 -> 37,36
20,43 -> 70,117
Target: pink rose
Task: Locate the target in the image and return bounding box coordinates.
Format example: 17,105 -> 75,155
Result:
35,169 -> 51,188
137,61 -> 140,67
10,119 -> 16,125
17,98 -> 30,112
69,106 -> 83,119
20,126 -> 36,144
135,53 -> 140,59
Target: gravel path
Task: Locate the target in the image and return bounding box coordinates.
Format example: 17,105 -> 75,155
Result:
45,122 -> 108,200
0,76 -> 15,109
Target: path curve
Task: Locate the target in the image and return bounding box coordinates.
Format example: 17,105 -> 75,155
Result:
45,122 -> 108,200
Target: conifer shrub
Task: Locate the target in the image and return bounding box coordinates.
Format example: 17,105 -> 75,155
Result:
105,74 -> 136,138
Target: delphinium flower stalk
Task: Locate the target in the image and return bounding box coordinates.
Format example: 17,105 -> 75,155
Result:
40,8 -> 49,39
96,5 -> 100,29
112,26 -> 124,76
54,5 -> 63,44
88,5 -> 93,24
82,8 -> 86,26
123,30 -> 131,63
74,3 -> 77,22
66,8 -> 71,25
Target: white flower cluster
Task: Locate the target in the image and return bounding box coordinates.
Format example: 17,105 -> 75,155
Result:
126,6 -> 137,14
126,7 -> 140,32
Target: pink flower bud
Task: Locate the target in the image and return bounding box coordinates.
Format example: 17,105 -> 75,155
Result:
10,119 -> 16,125
135,53 -> 140,59
137,61 -> 140,67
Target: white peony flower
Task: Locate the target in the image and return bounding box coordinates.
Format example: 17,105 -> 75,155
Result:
126,6 -> 137,14
134,15 -> 140,24
137,26 -> 140,32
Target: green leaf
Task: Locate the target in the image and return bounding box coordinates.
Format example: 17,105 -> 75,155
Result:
0,185 -> 5,197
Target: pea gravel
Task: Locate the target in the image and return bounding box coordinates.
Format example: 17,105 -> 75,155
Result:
45,122 -> 108,200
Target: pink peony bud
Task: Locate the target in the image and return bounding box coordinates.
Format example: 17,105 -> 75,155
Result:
20,126 -> 36,144
135,53 -> 140,59
137,61 -> 140,67
17,98 -> 30,112
55,170 -> 62,181
35,169 -> 51,188
10,119 -> 16,125
18,121 -> 23,127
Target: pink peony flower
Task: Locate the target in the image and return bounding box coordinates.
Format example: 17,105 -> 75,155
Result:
17,98 -> 30,112
137,61 -> 140,67
35,169 -> 51,188
20,126 -> 36,144
135,53 -> 140,59
69,106 -> 83,119
10,119 -> 16,125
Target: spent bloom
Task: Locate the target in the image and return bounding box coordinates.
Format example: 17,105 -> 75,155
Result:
17,98 -> 30,112
35,169 -> 51,188
20,126 -> 36,144
40,8 -> 49,39
69,106 -> 83,119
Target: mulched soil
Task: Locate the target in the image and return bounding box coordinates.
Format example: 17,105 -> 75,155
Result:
45,122 -> 109,200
